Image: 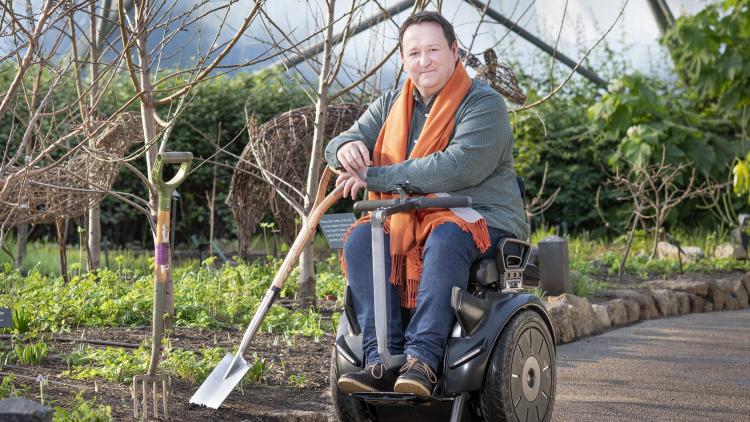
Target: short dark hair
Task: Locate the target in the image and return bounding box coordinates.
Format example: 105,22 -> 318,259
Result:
398,11 -> 457,50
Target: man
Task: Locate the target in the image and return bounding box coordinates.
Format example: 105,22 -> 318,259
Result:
325,11 -> 528,399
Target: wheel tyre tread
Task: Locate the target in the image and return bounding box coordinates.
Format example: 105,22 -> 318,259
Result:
330,348 -> 371,422
479,310 -> 556,422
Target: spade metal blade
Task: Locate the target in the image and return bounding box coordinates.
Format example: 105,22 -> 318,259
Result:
189,353 -> 251,409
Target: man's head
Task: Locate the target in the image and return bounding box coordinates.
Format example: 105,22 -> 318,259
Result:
399,12 -> 459,100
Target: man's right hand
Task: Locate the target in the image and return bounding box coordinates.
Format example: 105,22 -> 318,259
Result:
336,141 -> 372,176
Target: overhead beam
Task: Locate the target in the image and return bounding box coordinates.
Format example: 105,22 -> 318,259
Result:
464,0 -> 608,88
263,0 -> 416,73
646,0 -> 675,36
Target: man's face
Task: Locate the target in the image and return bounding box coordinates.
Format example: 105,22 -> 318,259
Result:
400,21 -> 459,99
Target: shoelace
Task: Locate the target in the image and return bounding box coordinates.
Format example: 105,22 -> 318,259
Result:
369,363 -> 384,379
400,357 -> 437,384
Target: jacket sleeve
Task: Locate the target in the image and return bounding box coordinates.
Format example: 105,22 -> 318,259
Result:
366,91 -> 512,193
324,94 -> 390,170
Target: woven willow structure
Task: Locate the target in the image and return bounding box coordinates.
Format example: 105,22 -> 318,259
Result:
461,48 -> 527,105
227,103 -> 365,256
0,112 -> 141,227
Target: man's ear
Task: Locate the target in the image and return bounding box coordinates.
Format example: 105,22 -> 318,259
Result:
450,41 -> 459,60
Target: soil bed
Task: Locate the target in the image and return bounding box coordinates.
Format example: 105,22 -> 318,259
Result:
2,327 -> 333,421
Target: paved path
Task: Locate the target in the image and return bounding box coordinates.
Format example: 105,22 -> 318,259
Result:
553,309 -> 750,421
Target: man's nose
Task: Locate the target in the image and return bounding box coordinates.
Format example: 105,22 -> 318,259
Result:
419,52 -> 431,67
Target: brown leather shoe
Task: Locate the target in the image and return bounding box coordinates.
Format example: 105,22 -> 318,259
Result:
393,357 -> 437,398
337,363 -> 398,394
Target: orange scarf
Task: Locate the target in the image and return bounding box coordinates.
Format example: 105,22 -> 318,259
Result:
346,61 -> 490,308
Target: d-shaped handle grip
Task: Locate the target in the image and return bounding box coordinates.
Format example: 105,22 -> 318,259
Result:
153,152 -> 193,191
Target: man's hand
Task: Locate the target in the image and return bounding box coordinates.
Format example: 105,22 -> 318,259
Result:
336,141 -> 372,176
336,170 -> 367,199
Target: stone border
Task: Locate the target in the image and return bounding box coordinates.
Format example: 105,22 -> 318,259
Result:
543,272 -> 750,344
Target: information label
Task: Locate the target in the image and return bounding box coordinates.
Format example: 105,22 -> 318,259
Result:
0,307 -> 11,329
319,213 -> 357,250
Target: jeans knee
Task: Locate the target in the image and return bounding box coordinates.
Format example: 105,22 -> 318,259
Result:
343,223 -> 372,264
424,222 -> 476,260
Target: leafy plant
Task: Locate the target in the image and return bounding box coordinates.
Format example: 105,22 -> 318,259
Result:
62,346 -> 149,383
14,341 -> 48,365
287,373 -> 307,388
0,375 -> 17,399
570,272 -> 608,298
12,307 -> 32,334
162,347 -> 226,384
245,353 -> 271,383
53,392 -> 112,422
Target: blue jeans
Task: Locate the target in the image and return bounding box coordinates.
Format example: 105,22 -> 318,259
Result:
343,222 -> 509,371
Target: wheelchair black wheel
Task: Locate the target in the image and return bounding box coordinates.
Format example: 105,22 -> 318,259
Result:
330,348 -> 372,422
479,309 -> 556,422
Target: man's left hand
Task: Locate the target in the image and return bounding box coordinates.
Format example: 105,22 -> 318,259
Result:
336,169 -> 367,199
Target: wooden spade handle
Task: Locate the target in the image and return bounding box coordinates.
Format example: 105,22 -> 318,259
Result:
270,167 -> 342,289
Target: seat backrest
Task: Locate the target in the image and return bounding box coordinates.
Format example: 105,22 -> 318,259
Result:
516,176 -> 526,200
468,238 -> 531,290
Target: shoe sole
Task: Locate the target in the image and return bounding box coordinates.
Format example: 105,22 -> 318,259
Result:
337,378 -> 378,394
393,379 -> 431,398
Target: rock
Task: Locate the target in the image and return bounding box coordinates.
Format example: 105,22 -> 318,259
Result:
732,279 -> 749,308
742,273 -> 750,296
714,243 -> 745,259
714,243 -> 735,259
652,289 -> 678,316
711,279 -> 746,310
675,292 -> 691,315
688,294 -> 704,313
709,279 -> 734,311
681,246 -> 705,259
603,299 -> 628,326
0,397 -> 52,422
656,241 -> 703,261
591,304 -> 611,331
544,300 -> 575,344
546,294 -> 597,338
644,279 -> 710,298
656,241 -> 680,259
704,301 -> 714,312
594,289 -> 659,320
622,299 -> 641,323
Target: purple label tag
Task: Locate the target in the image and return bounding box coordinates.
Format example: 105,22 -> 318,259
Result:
156,243 -> 170,265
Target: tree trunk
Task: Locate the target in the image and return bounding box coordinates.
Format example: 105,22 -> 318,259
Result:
298,1 -> 336,308
15,224 -> 27,269
134,0 -> 171,326
56,219 -> 69,282
87,2 -> 102,270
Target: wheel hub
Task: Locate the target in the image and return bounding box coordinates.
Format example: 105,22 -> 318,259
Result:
521,355 -> 541,402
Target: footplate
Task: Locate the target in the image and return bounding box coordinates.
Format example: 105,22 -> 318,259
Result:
351,391 -> 428,406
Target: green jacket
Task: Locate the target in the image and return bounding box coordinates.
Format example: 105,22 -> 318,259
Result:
324,79 -> 529,240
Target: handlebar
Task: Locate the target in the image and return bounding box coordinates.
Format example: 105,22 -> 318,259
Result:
353,196 -> 471,213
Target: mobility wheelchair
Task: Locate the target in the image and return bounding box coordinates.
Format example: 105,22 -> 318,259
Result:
330,188 -> 557,422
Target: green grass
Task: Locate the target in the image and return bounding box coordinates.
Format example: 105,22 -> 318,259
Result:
0,241 -> 152,277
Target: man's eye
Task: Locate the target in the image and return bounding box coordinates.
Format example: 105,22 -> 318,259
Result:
409,52 -> 419,56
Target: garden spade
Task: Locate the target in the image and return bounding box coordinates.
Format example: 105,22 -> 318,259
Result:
190,167 -> 342,409
133,152 -> 193,420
